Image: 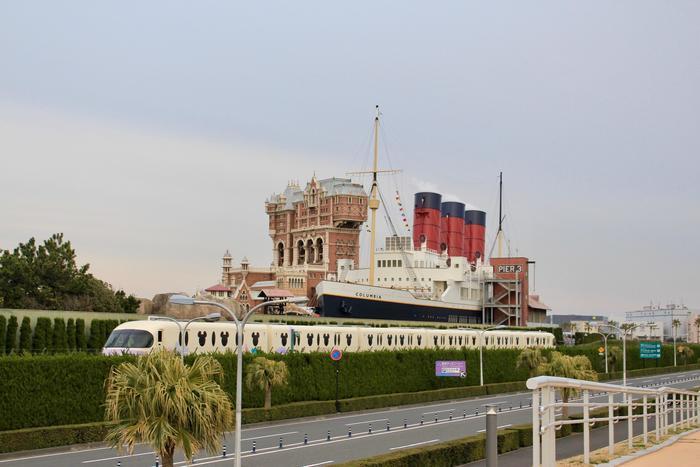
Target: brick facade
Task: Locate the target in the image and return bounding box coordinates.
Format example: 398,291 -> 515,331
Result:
266,176 -> 368,300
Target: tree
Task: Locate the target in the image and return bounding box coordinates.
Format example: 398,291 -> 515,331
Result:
677,345 -> 694,366
516,348 -> 546,377
536,352 -> 598,418
32,317 -> 52,353
18,317 -> 32,353
0,233 -> 140,313
245,357 -> 289,410
0,315 -> 6,355
5,315 -> 18,354
75,318 -> 86,351
52,318 -> 68,353
88,320 -> 101,352
104,350 -> 234,467
66,318 -> 76,351
607,346 -> 623,372
695,317 -> 700,343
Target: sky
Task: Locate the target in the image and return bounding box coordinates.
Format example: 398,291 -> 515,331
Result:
1,2 -> 699,318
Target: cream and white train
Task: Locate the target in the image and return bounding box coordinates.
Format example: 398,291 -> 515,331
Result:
102,318 -> 556,356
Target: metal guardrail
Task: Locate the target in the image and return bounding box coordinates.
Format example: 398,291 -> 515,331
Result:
527,376 -> 700,467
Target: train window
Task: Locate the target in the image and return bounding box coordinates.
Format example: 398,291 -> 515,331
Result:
105,330 -> 154,349
157,330 -> 162,343
211,332 -> 216,346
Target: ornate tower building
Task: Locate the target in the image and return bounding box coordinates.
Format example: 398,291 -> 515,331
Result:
266,175 -> 368,299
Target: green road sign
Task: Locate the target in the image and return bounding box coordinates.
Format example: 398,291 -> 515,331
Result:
640,341 -> 661,359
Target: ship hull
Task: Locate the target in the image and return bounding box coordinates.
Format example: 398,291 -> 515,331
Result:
316,281 -> 484,324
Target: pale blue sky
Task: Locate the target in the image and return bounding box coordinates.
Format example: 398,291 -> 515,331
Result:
1,2 -> 699,316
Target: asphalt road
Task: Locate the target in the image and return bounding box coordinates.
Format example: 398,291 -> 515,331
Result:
2,369 -> 699,467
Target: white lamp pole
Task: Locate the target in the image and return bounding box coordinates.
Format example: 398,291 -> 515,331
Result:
600,323 -> 639,386
463,325 -> 505,386
589,331 -> 610,374
149,313 -> 221,361
170,295 -> 306,467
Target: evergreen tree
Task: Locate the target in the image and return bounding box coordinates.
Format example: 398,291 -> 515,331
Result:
32,317 -> 52,353
52,318 -> 68,353
66,318 -> 76,351
5,315 -> 18,354
18,317 -> 32,353
75,318 -> 86,351
0,315 -> 6,355
88,320 -> 101,352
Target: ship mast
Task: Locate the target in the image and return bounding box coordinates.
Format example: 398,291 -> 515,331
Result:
368,106 -> 381,286
346,105 -> 401,287
497,171 -> 504,257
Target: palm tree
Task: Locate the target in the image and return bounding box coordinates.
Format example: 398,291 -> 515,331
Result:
104,350 -> 233,467
245,357 -> 289,410
677,345 -> 695,366
536,352 -> 598,418
607,346 -> 623,372
516,348 -> 546,377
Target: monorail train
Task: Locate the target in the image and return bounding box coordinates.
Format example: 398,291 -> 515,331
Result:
102,319 -> 556,356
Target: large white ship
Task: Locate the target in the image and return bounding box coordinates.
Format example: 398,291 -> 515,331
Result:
317,236 -> 493,323
315,108 -> 536,325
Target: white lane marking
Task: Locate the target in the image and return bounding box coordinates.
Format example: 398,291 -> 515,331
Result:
0,446 -> 115,464
83,452 -> 153,463
302,461 -> 334,467
345,418 -> 388,426
421,409 -> 454,415
390,439 -> 440,450
241,431 -> 298,441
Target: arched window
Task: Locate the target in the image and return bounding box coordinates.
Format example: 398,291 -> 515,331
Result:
297,240 -> 305,265
306,239 -> 315,264
316,238 -> 323,263
277,242 -> 284,267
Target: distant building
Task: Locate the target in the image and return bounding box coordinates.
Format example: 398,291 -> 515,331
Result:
625,303 -> 694,341
626,321 -> 665,341
550,314 -> 609,326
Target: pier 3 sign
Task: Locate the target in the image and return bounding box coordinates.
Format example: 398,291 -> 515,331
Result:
497,265 -> 523,273
435,360 -> 466,378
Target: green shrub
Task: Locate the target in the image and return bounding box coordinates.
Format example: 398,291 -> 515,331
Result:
18,317 -> 32,353
5,316 -> 18,354
0,315 -> 6,355
32,317 -> 52,353
66,318 -> 76,351
87,320 -> 101,352
52,318 -> 68,353
335,430 -> 519,467
75,318 -> 86,351
0,422 -> 112,454
511,424 -> 533,447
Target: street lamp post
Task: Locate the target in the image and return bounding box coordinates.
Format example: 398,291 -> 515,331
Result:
169,295 -> 307,467
587,331 -> 611,374
459,325 -> 505,386
672,319 -> 680,367
149,313 -> 221,361
600,323 -> 639,386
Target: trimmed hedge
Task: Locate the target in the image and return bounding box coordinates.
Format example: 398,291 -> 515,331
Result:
0,422 -> 113,454
511,424 -> 533,447
336,430 -> 520,467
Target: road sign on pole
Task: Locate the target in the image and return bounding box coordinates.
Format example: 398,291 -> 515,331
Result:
640,342 -> 661,359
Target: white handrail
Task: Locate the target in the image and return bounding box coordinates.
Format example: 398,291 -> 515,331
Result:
529,375 -> 700,467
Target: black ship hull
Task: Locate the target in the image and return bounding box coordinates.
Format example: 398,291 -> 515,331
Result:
317,293 -> 484,324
